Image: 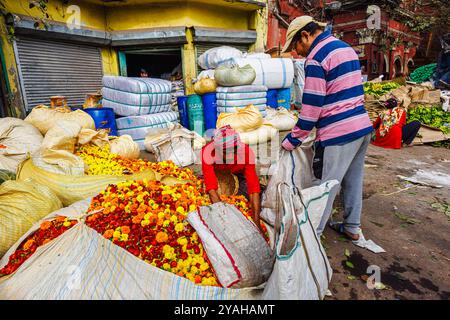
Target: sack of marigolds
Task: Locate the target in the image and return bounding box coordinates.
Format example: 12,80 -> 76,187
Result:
21,123 -> 165,206
24,105 -> 95,135
0,179 -> 62,258
0,117 -> 43,172
0,181 -> 267,299
144,123 -> 206,167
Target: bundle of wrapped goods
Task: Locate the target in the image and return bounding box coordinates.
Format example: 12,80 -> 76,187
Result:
229,58 -> 294,89
171,80 -> 185,111
102,76 -> 172,116
197,46 -> 243,70
116,111 -> 179,150
216,85 -> 268,116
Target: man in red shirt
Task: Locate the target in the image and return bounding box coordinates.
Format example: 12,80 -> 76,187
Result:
201,125 -> 262,232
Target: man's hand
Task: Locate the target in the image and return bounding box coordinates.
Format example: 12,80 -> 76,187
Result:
282,133 -> 297,151
249,193 -> 265,235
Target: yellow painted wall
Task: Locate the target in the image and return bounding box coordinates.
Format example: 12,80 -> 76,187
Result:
0,0 -> 267,115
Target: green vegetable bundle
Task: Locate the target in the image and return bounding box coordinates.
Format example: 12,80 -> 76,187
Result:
408,105 -> 450,134
409,63 -> 437,84
363,82 -> 401,98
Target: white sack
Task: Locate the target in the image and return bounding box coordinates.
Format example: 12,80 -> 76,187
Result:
231,58 -> 294,89
198,46 -> 243,70
187,202 -> 273,288
264,108 -> 298,131
102,76 -> 172,93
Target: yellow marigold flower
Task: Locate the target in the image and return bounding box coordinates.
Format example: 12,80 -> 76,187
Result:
162,220 -> 170,227
175,223 -> 184,233
200,263 -> 209,271
170,215 -> 178,223
144,213 -> 151,220
176,206 -> 185,215
141,220 -> 149,227
177,237 -> 188,246
190,266 -> 199,274
120,233 -> 129,242
63,221 -> 72,227
157,212 -> 165,220
113,231 -> 121,238
163,263 -> 171,271
164,252 -> 173,260
189,204 -> 197,212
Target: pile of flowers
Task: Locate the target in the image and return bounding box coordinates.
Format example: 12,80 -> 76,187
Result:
0,217 -> 77,276
76,144 -> 201,185
86,179 -> 218,286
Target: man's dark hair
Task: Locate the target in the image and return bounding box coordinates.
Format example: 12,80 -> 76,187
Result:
291,21 -> 324,45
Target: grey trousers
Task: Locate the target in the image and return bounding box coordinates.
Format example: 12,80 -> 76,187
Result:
316,134 -> 371,236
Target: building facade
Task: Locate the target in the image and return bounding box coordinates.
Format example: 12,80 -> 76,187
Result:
0,0 -> 268,118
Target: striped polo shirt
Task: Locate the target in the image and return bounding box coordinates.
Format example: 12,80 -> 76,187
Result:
282,30 -> 373,149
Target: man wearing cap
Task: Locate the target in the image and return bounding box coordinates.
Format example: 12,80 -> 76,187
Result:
281,16 -> 374,241
201,125 -> 263,232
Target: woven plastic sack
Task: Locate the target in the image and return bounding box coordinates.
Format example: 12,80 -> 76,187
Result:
216,105 -> 263,132
187,202 -> 273,288
261,132 -> 316,226
0,117 -> 43,172
33,121 -> 85,176
194,77 -> 217,95
0,179 -> 62,258
16,159 -> 158,207
262,181 -> 336,300
109,135 -> 140,159
0,199 -> 262,300
198,46 -> 243,70
238,125 -> 278,145
24,105 -> 95,135
264,108 -> 297,131
214,64 -> 256,87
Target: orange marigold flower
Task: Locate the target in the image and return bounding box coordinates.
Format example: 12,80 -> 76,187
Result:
156,231 -> 168,243
103,229 -> 114,238
55,216 -> 66,223
40,221 -> 52,230
121,226 -> 131,234
194,275 -> 202,284
23,239 -> 35,250
42,239 -> 52,245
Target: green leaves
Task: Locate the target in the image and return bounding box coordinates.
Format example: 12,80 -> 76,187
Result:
345,261 -> 354,269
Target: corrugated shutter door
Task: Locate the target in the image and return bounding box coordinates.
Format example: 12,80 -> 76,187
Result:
15,37 -> 103,110
196,43 -> 249,74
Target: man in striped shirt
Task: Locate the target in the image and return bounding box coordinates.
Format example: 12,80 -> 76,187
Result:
281,16 -> 373,240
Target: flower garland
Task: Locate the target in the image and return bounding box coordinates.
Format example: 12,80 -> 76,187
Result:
0,217 -> 77,276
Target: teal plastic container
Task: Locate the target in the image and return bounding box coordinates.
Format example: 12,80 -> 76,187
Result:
187,94 -> 205,136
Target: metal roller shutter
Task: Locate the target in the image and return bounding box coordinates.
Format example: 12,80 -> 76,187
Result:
196,43 -> 249,74
15,37 -> 103,110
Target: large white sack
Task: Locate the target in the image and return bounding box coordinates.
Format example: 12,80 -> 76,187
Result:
216,91 -> 267,100
102,99 -> 172,117
238,125 -> 278,145
198,46 -> 243,70
216,85 -> 268,94
102,87 -> 171,108
217,105 -> 267,116
187,202 -> 273,288
264,108 -> 298,131
243,52 -> 271,59
292,59 -> 306,108
262,181 -> 336,300
102,76 -> 172,94
0,199 -> 261,300
217,97 -> 267,108
144,124 -> 205,167
261,132 -> 316,226
0,118 -> 43,172
116,112 -> 179,150
109,135 -> 140,159
216,105 -> 264,132
214,64 -> 256,87
231,58 -> 294,89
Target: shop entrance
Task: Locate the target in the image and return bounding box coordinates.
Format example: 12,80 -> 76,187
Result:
119,47 -> 182,81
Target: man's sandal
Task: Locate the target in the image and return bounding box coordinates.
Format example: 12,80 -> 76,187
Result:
329,222 -> 360,241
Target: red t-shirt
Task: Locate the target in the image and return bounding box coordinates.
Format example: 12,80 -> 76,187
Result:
201,142 -> 261,194
372,108 -> 406,149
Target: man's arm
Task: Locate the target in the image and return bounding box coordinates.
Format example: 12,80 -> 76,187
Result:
208,189 -> 221,204
249,192 -> 263,233
282,59 -> 326,150
201,144 -> 221,203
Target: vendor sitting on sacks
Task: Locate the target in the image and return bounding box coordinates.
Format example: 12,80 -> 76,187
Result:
201,125 -> 263,232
